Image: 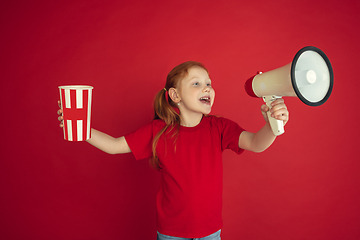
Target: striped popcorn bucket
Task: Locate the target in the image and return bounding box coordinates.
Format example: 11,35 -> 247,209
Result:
58,85 -> 93,141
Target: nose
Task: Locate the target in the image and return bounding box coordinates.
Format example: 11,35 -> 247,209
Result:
203,86 -> 210,92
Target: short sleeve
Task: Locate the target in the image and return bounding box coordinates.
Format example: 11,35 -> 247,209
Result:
218,117 -> 245,154
124,122 -> 154,160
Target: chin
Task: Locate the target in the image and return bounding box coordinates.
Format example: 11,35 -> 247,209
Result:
203,109 -> 212,115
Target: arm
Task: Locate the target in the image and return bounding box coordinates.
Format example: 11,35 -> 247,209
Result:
57,101 -> 131,155
239,98 -> 289,153
86,129 -> 131,155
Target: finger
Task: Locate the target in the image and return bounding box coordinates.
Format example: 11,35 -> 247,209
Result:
271,99 -> 286,107
271,98 -> 284,106
274,113 -> 288,120
58,115 -> 63,121
58,100 -> 61,108
272,107 -> 288,116
261,104 -> 269,113
272,109 -> 289,120
270,103 -> 287,114
57,109 -> 63,115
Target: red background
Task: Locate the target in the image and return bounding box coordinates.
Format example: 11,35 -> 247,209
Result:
1,0 -> 359,239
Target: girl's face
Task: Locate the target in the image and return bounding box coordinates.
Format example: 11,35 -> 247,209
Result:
177,67 -> 215,116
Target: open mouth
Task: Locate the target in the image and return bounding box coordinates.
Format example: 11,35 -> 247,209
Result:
200,96 -> 211,104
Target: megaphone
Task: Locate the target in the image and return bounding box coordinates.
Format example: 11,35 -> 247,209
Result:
245,46 -> 334,136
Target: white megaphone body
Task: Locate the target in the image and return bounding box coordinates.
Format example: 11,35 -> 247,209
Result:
245,46 -> 334,136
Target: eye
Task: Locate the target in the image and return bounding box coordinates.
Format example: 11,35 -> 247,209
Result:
193,82 -> 199,86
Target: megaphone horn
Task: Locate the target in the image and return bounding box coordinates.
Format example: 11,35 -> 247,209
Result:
245,46 -> 334,136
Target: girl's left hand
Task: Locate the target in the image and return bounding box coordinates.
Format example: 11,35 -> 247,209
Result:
260,98 -> 289,126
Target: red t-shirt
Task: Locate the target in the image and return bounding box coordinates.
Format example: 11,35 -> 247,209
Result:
125,115 -> 244,238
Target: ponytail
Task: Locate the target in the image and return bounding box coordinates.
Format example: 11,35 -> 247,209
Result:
150,61 -> 208,169
151,88 -> 180,169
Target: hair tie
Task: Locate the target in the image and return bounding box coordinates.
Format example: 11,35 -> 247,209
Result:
164,87 -> 169,101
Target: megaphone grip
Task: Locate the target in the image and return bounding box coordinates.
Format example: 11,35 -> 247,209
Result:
263,95 -> 285,136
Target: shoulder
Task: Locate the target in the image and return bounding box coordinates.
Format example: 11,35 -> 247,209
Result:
204,115 -> 245,134
126,119 -> 166,137
138,119 -> 166,129
152,119 -> 166,128
204,115 -> 238,126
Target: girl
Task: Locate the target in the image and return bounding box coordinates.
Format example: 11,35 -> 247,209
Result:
57,61 -> 289,240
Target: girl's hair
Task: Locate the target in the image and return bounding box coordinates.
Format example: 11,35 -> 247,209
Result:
151,61 -> 209,169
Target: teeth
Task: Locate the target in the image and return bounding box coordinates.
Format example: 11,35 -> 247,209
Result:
200,97 -> 210,103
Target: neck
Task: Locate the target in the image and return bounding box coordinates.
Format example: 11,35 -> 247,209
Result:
179,113 -> 203,127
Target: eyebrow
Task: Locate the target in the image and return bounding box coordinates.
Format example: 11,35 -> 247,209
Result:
188,76 -> 211,81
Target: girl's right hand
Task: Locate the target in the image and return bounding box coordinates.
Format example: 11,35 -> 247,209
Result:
57,100 -> 64,128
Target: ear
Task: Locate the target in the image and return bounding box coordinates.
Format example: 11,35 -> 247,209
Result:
168,87 -> 181,103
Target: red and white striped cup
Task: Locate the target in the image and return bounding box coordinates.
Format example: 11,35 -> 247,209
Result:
58,85 -> 93,141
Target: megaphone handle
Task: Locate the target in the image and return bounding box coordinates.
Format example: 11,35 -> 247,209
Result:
263,95 -> 285,136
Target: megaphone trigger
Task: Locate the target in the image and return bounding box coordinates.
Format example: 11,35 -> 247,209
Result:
263,95 -> 285,136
